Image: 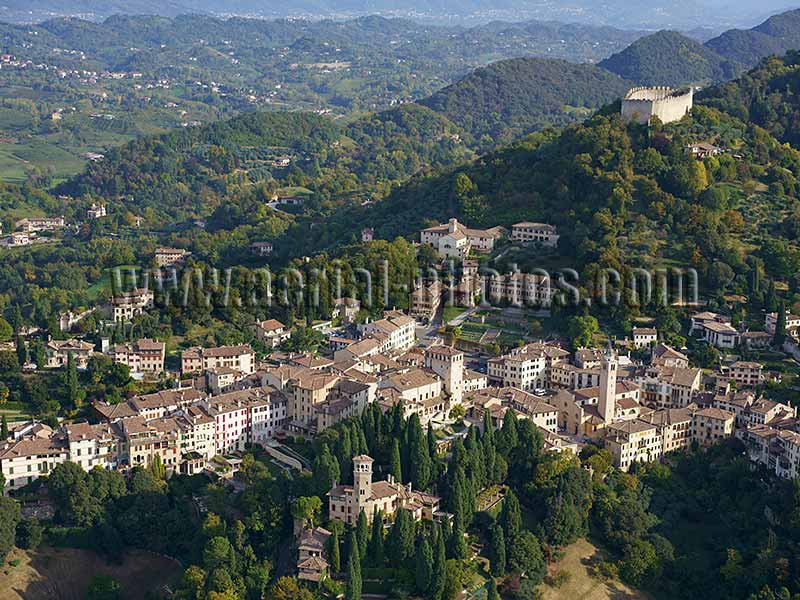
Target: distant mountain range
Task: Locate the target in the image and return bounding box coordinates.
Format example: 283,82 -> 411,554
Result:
1,0 -> 798,30
599,8 -> 800,86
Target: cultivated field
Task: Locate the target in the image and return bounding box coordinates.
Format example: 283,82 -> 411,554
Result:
1,546 -> 182,600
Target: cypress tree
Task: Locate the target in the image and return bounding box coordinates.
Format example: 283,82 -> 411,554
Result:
313,445 -> 340,494
400,510 -> 415,562
482,408 -> 494,443
405,415 -> 431,491
367,510 -> 384,566
440,513 -> 452,549
449,518 -> 467,560
150,454 -> 165,480
483,439 -> 497,485
15,335 -> 26,366
449,467 -> 467,521
356,509 -> 369,562
470,442 -> 487,490
431,525 -> 447,600
766,279 -> 777,312
498,410 -> 518,456
357,427 -> 368,456
427,424 -> 437,459
775,300 -> 787,346
501,490 -> 522,558
486,577 -> 500,600
346,532 -> 362,600
427,424 -> 438,480
328,527 -> 341,572
387,509 -> 414,566
390,439 -> 402,483
1,415 -> 8,440
490,524 -> 506,576
65,352 -> 80,408
411,430 -> 432,490
339,428 -> 352,480
415,536 -> 434,595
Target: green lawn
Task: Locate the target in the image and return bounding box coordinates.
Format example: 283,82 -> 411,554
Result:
443,305 -> 469,323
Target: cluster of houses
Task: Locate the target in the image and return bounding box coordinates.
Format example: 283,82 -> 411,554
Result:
11,282 -> 800,585
0,384 -> 286,492
685,308 -> 800,351
10,210 -> 800,586
2,315 -> 477,496
2,207 -> 108,248
418,218 -> 559,261
1,216 -> 66,247
480,335 -> 796,474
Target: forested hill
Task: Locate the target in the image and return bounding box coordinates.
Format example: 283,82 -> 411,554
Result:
598,9 -> 800,87
706,8 -> 800,68
55,104 -> 473,225
418,57 -> 632,146
598,30 -> 741,86
700,51 -> 800,148
338,59 -> 800,303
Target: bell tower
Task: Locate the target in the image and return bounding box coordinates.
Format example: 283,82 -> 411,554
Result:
598,352 -> 617,424
353,455 -> 374,504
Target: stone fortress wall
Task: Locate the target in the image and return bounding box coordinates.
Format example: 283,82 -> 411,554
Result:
621,86 -> 694,125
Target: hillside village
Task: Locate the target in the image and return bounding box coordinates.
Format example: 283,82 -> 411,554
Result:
5,6 -> 800,599
5,201 -> 800,589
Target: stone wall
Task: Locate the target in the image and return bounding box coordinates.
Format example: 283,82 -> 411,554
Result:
621,86 -> 693,125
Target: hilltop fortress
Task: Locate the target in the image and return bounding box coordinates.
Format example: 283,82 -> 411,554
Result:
621,86 -> 693,125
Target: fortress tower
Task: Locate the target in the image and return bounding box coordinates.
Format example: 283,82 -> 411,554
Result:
598,352 -> 618,424
621,86 -> 693,125
424,345 -> 464,405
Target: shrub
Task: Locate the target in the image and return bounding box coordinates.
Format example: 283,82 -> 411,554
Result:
545,569 -> 571,588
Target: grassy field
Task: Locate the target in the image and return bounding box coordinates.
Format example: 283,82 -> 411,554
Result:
540,539 -> 651,600
0,140 -> 86,184
1,546 -> 183,600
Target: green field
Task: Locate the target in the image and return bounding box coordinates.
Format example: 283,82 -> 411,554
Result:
0,140 -> 86,184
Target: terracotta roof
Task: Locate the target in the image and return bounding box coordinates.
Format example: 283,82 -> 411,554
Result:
295,372 -> 339,391
512,222 -> 557,232
255,319 -> 285,332
47,339 -> 94,352
632,327 -> 657,336
425,345 -> 462,358
607,419 -> 658,436
703,321 -> 738,334
385,368 -> 440,391
730,361 -> 763,370
574,381 -> 639,401
209,386 -> 281,413
343,337 -> 382,357
298,556 -> 329,571
94,401 -> 138,420
0,435 -> 68,460
370,480 -> 402,500
695,407 -> 735,420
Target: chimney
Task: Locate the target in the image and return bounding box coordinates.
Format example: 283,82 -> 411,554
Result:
448,218 -> 458,233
